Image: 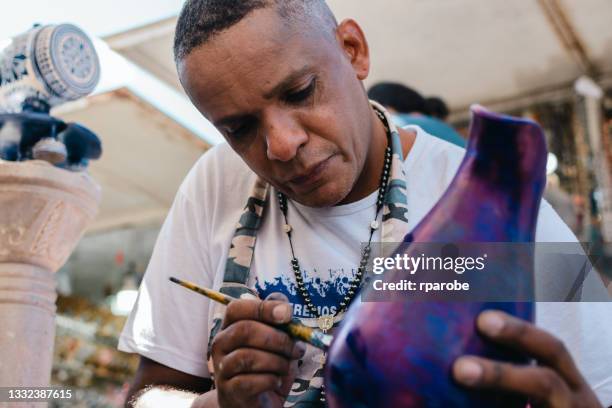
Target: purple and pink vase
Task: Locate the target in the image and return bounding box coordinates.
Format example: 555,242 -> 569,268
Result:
325,106 -> 547,407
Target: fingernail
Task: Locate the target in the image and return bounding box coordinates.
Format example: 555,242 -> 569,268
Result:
479,311 -> 505,336
273,304 -> 292,323
266,292 -> 289,302
240,293 -> 258,300
293,341 -> 307,358
277,377 -> 283,389
454,358 -> 482,385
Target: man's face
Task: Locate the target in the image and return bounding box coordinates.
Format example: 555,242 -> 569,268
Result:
178,7 -> 372,207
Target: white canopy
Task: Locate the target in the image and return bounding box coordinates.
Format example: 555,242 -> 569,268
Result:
37,0 -> 612,231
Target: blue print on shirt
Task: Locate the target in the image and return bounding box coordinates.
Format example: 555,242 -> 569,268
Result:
255,268 -> 356,318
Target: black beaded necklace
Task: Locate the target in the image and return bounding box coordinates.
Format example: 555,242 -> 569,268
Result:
277,109 -> 393,332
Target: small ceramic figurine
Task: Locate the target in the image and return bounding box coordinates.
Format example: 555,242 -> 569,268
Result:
0,24 -> 101,170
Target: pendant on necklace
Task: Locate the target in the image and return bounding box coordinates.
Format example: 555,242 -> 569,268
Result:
317,314 -> 334,331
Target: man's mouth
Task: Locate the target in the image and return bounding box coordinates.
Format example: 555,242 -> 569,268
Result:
287,155 -> 335,192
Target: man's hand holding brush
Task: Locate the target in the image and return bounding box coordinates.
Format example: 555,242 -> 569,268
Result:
192,293 -> 306,408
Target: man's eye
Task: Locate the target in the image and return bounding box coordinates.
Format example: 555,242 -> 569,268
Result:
225,125 -> 250,139
226,121 -> 254,139
285,79 -> 316,104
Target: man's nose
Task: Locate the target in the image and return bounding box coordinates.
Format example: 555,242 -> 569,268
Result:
263,113 -> 308,162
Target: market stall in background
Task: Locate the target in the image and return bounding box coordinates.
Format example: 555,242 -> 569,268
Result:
1,0 -> 610,406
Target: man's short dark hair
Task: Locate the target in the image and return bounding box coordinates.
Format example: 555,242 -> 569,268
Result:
367,82 -> 427,115
173,0 -> 337,62
425,96 -> 450,120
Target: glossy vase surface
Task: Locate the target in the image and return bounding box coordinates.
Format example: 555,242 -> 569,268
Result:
325,106 -> 547,407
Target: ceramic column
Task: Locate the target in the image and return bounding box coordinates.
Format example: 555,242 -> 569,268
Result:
0,160 -> 100,404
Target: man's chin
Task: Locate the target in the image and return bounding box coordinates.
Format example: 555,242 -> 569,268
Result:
288,186 -> 348,208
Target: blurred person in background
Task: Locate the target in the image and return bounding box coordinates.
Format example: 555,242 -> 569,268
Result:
425,96 -> 450,121
368,82 -> 466,148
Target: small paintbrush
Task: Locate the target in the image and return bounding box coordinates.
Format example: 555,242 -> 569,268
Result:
169,276 -> 333,351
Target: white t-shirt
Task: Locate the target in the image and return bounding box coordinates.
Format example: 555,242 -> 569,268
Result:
119,126 -> 612,405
